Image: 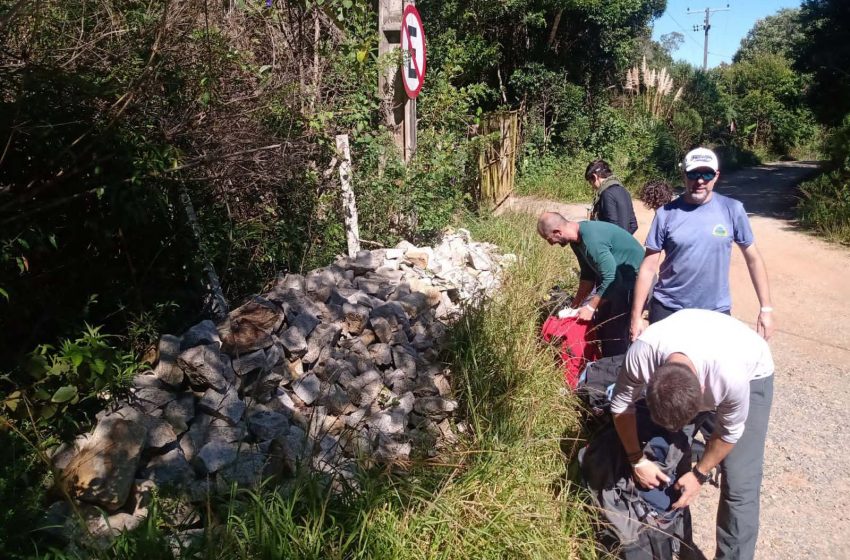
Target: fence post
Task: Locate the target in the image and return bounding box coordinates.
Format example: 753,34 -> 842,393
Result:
335,134 -> 361,258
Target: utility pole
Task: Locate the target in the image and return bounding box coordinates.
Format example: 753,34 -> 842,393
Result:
688,4 -> 730,71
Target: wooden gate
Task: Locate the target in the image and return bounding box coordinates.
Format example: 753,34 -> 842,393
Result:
477,110 -> 520,210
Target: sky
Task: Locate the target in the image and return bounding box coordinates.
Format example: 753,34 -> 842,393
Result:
651,0 -> 802,69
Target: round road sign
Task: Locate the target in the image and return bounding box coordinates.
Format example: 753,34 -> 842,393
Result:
401,5 -> 426,98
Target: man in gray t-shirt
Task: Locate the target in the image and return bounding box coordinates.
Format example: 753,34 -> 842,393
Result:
628,147 -> 775,340
612,309 -> 774,560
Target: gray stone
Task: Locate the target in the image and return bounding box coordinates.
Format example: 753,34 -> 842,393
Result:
142,448 -> 194,487
279,326 -> 307,357
247,409 -> 290,441
131,386 -> 176,414
373,433 -> 411,463
217,445 -> 267,487
395,292 -> 429,318
305,268 -> 337,302
181,320 -> 221,351
392,345 -> 419,376
141,415 -> 178,449
437,419 -> 459,445
346,369 -> 383,405
195,440 -> 239,474
218,296 -> 284,354
369,343 -> 393,367
342,303 -> 370,335
280,273 -> 306,292
414,396 -> 458,420
467,244 -> 493,271
434,374 -> 452,397
131,370 -> 162,389
180,414 -> 211,461
366,409 -> 406,436
303,322 -> 342,364
292,372 -> 321,405
343,408 -> 368,429
154,334 -> 184,386
60,417 -> 147,511
198,385 -> 245,425
244,371 -> 284,399
206,417 -> 246,444
318,383 -> 352,416
290,310 -> 321,339
163,394 -> 195,435
281,425 -> 308,472
232,349 -> 267,376
178,344 -> 230,392
370,316 -> 394,344
265,342 -> 285,369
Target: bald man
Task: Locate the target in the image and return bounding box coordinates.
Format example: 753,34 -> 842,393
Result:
537,212 -> 644,356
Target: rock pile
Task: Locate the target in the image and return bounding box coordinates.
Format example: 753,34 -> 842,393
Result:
47,229 -> 515,544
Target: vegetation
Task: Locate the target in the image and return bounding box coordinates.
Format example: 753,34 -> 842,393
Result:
6,214 -> 598,559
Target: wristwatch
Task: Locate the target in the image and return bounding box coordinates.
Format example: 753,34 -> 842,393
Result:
692,465 -> 710,485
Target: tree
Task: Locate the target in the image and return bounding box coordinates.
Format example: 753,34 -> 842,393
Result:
795,0 -> 850,125
660,32 -> 684,55
734,8 -> 803,63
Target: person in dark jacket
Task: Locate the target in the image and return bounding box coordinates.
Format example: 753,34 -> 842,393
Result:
586,160 -> 638,234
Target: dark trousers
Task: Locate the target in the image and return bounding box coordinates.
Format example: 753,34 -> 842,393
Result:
594,289 -> 632,357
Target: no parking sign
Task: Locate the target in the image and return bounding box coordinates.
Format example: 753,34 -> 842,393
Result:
401,5 -> 426,98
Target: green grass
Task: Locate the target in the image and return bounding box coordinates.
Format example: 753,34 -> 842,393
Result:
798,170 -> 850,245
515,153 -> 594,203
27,212 -> 597,560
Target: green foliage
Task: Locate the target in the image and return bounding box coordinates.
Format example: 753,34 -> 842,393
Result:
724,53 -> 816,158
2,325 -> 140,436
734,8 -> 804,63
798,171 -> 850,245
796,0 -> 850,125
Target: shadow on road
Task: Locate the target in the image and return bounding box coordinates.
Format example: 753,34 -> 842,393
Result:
714,161 -> 821,220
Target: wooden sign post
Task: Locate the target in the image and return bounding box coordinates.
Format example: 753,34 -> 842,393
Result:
378,0 -> 423,162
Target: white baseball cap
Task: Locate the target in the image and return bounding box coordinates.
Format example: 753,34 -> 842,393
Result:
683,147 -> 719,172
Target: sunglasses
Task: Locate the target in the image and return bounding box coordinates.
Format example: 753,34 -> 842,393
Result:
685,170 -> 717,181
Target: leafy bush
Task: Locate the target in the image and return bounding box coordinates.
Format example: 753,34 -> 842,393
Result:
798,171 -> 850,244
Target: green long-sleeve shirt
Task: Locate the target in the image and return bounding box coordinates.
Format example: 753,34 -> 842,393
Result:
570,220 -> 644,298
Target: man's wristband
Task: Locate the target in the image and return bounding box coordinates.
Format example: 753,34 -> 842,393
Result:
760,306 -> 773,313
691,465 -> 710,485
584,304 -> 596,313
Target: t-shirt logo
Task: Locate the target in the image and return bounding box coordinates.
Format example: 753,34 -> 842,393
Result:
712,224 -> 729,237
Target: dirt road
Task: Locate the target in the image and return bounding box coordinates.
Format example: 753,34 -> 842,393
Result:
499,162 -> 850,559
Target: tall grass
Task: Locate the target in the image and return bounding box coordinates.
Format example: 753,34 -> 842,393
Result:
35,212 -> 596,560
798,171 -> 850,245
515,153 -> 592,202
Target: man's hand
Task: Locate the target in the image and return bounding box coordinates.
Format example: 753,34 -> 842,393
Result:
757,310 -> 775,340
629,316 -> 646,342
577,304 -> 595,322
632,460 -> 670,489
672,471 -> 703,509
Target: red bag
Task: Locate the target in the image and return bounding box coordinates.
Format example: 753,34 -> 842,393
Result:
541,315 -> 601,389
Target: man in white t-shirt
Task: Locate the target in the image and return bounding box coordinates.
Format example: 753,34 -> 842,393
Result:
610,309 -> 774,560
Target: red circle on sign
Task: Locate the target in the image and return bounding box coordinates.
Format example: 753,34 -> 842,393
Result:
401,5 -> 426,98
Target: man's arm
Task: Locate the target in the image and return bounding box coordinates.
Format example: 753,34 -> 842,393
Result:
571,279 -> 596,309
672,435 -> 735,509
576,244 -> 616,321
630,249 -> 662,340
613,412 -> 671,488
740,242 -> 775,340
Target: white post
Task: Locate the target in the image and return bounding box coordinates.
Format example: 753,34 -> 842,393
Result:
335,134 -> 361,257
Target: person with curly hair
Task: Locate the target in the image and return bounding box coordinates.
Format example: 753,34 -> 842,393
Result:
638,179 -> 676,211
